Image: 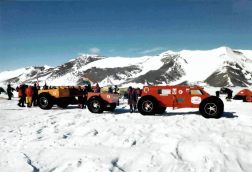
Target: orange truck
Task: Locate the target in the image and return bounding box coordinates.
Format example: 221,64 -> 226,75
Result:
38,86 -> 119,113
137,85 -> 224,118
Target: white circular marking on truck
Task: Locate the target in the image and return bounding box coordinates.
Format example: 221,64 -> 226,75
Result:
178,90 -> 183,94
191,96 -> 202,104
144,87 -> 149,93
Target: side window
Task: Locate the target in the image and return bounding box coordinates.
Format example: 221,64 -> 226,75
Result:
190,90 -> 202,95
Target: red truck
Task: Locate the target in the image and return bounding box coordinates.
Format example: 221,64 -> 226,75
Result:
137,85 -> 224,118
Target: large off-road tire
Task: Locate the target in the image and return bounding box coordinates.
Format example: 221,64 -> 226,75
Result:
137,96 -> 158,115
87,97 -> 104,113
199,96 -> 224,118
38,93 -> 53,110
104,103 -> 116,112
156,106 -> 166,114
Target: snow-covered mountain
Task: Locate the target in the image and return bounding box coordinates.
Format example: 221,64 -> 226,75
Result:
1,47 -> 252,87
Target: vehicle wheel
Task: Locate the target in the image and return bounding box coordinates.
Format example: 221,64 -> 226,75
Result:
199,96 -> 224,118
87,97 -> 104,113
156,106 -> 166,114
38,93 -> 53,110
105,103 -> 116,112
57,101 -> 69,109
137,96 -> 157,115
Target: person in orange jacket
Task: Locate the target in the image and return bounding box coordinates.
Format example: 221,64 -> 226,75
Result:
25,86 -> 33,107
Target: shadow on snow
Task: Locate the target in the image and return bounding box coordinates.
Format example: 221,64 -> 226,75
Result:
12,104 -> 237,119
160,111 -> 238,118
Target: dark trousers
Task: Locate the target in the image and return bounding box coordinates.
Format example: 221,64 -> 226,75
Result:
226,92 -> 233,99
130,104 -> 136,112
18,96 -> 25,107
8,93 -> 12,100
78,96 -> 86,108
32,95 -> 38,106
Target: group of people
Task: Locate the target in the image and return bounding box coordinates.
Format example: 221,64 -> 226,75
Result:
78,83 -> 140,113
16,83 -> 39,107
108,85 -> 120,94
127,86 -> 141,113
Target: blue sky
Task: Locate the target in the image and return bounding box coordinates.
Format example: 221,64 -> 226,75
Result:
0,0 -> 252,71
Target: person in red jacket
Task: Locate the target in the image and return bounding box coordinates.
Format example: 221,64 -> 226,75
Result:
17,85 -> 26,107
25,86 -> 33,107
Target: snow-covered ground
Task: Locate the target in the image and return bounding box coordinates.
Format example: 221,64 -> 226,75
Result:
0,88 -> 252,172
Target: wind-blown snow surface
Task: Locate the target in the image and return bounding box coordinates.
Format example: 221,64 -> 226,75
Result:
0,88 -> 252,172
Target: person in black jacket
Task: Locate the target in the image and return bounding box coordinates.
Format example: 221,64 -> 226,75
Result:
0,87 -> 6,94
216,87 -> 233,101
86,83 -> 93,92
32,83 -> 38,106
78,86 -> 86,109
113,85 -> 119,94
7,84 -> 15,100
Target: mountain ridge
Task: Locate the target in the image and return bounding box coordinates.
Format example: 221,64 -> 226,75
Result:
0,47 -> 252,87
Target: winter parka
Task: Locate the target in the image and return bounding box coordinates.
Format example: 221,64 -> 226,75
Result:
128,88 -> 138,105
25,86 -> 33,97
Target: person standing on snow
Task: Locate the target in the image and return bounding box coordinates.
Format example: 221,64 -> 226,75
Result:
43,83 -> 48,90
81,85 -> 91,109
25,86 -> 33,107
0,87 -> 6,94
108,86 -> 113,93
78,86 -> 86,109
7,84 -> 15,100
32,83 -> 38,106
17,86 -> 22,106
113,85 -> 120,105
113,85 -> 119,94
135,88 -> 142,97
86,83 -> 93,92
17,85 -> 26,107
128,86 -> 138,113
94,83 -> 101,93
